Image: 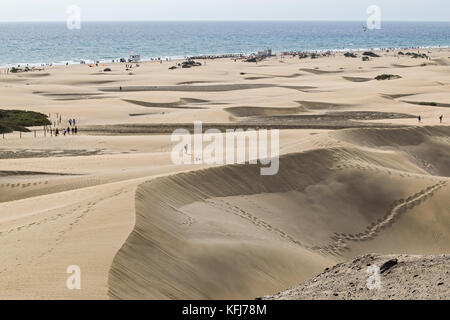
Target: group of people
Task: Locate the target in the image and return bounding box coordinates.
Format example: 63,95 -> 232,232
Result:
418,115 -> 444,123
45,113 -> 79,136
51,126 -> 77,136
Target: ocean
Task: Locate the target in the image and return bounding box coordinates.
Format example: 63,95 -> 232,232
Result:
0,21 -> 449,67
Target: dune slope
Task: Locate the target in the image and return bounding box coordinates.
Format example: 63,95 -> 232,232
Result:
109,127 -> 450,299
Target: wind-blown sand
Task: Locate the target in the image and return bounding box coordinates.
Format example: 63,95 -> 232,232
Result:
0,48 -> 449,299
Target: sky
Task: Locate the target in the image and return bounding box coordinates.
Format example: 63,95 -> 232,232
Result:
1,0 -> 449,22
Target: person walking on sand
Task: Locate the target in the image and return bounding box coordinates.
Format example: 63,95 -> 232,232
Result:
69,119 -> 72,127
439,115 -> 443,123
120,86 -> 122,91
418,115 -> 422,123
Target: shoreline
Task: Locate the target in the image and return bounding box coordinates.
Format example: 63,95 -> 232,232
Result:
1,45 -> 449,70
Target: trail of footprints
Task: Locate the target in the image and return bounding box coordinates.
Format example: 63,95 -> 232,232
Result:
333,161 -> 436,181
316,180 -> 448,256
1,188 -> 126,241
41,189 -> 127,259
205,198 -> 310,249
172,204 -> 195,226
202,175 -> 446,258
0,203 -> 87,238
0,180 -> 49,189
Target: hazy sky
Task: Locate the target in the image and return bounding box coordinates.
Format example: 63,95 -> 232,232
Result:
1,0 -> 449,22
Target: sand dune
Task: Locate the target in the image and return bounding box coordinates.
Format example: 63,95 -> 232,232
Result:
225,106 -> 306,117
17,73 -> 51,78
432,58 -> 449,66
109,126 -> 450,299
1,49 -> 449,300
297,101 -> 351,110
82,120 -> 405,136
33,91 -> 110,101
400,100 -> 450,108
122,99 -> 207,109
0,170 -> 73,177
99,84 -> 316,92
300,68 -> 343,75
242,72 -> 302,79
334,126 -> 450,176
342,76 -> 373,83
380,93 -> 418,100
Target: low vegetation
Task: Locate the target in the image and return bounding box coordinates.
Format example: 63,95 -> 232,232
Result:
362,51 -> 380,58
0,109 -> 51,133
375,74 -> 402,81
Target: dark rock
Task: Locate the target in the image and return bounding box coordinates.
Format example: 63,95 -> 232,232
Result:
181,60 -> 202,68
380,259 -> 398,273
405,52 -> 428,59
363,51 -> 380,58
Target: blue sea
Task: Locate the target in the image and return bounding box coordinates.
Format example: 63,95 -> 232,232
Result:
0,21 -> 449,67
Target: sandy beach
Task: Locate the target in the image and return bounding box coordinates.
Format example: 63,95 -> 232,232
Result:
0,48 -> 449,299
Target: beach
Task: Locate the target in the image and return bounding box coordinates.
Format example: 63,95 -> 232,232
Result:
0,48 -> 449,299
